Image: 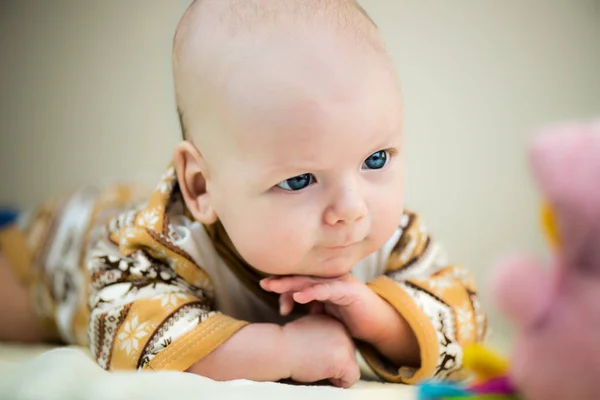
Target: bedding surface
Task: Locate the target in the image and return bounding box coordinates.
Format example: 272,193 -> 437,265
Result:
0,343 -> 416,400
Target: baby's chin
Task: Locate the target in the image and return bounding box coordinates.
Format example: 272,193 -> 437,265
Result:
248,240 -> 378,277
311,255 -> 362,277
310,240 -> 381,276
297,243 -> 375,278
254,258 -> 355,278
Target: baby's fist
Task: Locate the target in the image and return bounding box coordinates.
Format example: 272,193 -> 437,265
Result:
282,314 -> 360,388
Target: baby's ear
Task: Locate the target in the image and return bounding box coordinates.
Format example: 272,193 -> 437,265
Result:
529,120 -> 600,272
173,141 -> 218,225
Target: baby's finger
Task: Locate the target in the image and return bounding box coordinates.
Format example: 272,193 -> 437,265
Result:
260,275 -> 324,293
329,356 -> 360,388
293,280 -> 356,306
279,292 -> 295,316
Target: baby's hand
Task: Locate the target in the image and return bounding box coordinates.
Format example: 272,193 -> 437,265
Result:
282,314 -> 360,388
261,274 -> 395,345
263,275 -> 419,366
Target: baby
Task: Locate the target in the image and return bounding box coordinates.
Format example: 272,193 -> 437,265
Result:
0,0 -> 486,388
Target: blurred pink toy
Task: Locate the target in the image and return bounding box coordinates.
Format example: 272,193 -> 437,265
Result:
492,119 -> 600,399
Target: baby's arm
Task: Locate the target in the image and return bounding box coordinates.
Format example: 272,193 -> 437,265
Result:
362,211 -> 487,383
87,241 -> 245,373
189,315 -> 360,387
87,218 -> 358,386
187,323 -> 288,381
261,210 -> 486,383
263,212 -> 488,383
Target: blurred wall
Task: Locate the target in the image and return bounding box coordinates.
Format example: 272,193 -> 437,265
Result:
1,0 -> 599,343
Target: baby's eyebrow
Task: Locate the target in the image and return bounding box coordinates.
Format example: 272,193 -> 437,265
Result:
363,128 -> 402,151
259,162 -> 313,180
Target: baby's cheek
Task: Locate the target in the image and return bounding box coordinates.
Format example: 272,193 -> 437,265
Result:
369,198 -> 403,244
231,217 -> 313,275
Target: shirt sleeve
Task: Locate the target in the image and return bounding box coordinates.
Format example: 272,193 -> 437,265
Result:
86,209 -> 248,372
359,211 -> 487,384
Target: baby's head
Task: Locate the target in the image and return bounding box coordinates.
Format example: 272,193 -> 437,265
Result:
172,0 -> 404,278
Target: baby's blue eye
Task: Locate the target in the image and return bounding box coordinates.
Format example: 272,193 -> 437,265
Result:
277,174 -> 315,191
362,150 -> 389,170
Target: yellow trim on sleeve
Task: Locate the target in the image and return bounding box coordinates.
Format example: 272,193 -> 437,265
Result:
145,313 -> 248,372
364,276 -> 439,384
111,295 -> 202,370
0,224 -> 33,284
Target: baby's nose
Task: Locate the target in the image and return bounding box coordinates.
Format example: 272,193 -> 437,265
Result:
323,184 -> 367,225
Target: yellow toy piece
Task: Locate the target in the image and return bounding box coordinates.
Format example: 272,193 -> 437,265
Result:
453,204 -> 555,388
540,202 -> 560,249
463,344 -> 510,382
444,203 -> 558,395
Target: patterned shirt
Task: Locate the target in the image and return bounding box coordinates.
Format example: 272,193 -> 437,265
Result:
0,165 -> 487,383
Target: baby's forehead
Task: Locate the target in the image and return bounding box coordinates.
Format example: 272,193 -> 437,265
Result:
173,0 -> 397,147
228,66 -> 402,159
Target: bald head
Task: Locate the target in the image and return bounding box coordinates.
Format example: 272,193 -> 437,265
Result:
172,0 -> 393,146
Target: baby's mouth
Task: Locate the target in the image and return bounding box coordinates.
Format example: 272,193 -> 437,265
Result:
323,240 -> 361,250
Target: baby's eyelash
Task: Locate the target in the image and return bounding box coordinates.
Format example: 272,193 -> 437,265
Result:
386,148 -> 398,157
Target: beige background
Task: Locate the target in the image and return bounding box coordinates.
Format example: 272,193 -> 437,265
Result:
1,0 -> 599,342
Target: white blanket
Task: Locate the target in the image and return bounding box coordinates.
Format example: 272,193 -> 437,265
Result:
0,344 -> 415,400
